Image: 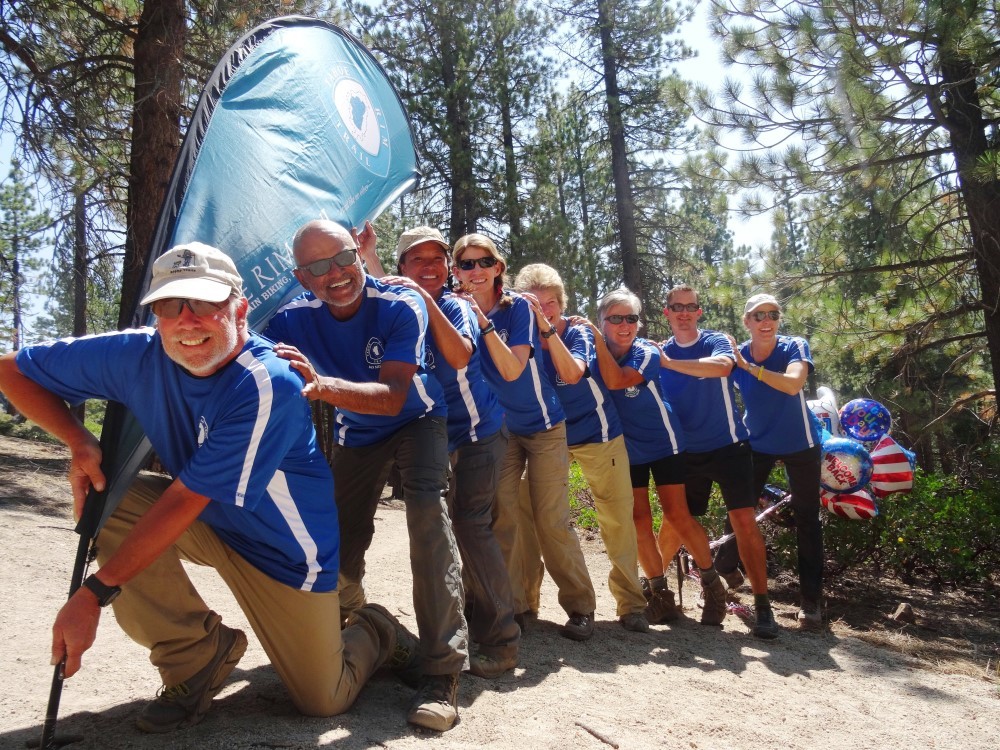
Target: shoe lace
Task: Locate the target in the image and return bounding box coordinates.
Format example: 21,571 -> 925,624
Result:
157,682 -> 191,702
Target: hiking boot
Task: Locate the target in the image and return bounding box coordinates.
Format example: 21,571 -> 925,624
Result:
353,603 -> 422,687
721,568 -> 745,590
619,612 -> 650,633
513,609 -> 537,632
645,587 -> 680,624
753,605 -> 780,640
136,626 -> 247,733
407,673 -> 459,731
560,611 -> 595,641
640,577 -> 654,601
798,601 -> 823,631
467,650 -> 518,679
700,576 -> 728,626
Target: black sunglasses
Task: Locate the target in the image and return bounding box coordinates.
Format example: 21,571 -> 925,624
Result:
151,297 -> 230,319
751,310 -> 781,322
605,314 -> 639,325
456,257 -> 499,271
667,303 -> 700,313
297,248 -> 359,277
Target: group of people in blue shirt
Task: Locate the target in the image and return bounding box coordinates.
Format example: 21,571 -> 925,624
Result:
0,219 -> 824,737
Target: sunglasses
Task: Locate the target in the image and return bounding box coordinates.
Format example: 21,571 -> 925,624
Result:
151,297 -> 230,319
605,314 -> 640,325
297,248 -> 359,276
666,303 -> 700,313
751,310 -> 781,322
456,256 -> 499,271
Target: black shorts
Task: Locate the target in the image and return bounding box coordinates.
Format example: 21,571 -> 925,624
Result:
630,452 -> 685,488
683,440 -> 756,516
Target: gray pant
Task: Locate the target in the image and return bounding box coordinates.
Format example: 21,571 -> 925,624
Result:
330,416 -> 468,675
449,428 -> 520,658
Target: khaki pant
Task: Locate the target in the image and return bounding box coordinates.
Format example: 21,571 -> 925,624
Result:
98,473 -> 384,717
519,436 -> 646,617
494,423 -> 596,617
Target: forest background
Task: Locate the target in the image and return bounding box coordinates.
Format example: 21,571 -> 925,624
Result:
0,0 -> 998,590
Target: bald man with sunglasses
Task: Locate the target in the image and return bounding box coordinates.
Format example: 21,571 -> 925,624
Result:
263,219 -> 466,732
0,242 -> 418,732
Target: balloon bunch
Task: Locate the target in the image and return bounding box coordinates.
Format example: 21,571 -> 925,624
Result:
806,389 -> 916,521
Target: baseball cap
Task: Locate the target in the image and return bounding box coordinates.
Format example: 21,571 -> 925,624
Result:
744,293 -> 781,316
140,242 -> 243,306
395,226 -> 450,264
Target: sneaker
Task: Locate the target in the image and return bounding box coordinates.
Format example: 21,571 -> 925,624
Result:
353,603 -> 422,687
721,568 -> 745,590
560,611 -> 595,641
619,612 -> 650,633
700,576 -> 728,626
467,650 -> 518,679
407,673 -> 459,732
644,588 -> 680,624
135,626 -> 247,733
753,605 -> 780,640
798,601 -> 823,630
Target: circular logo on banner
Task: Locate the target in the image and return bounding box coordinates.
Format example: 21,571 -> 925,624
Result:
332,76 -> 390,177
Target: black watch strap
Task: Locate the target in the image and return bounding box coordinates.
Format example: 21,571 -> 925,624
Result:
541,325 -> 557,339
82,574 -> 121,607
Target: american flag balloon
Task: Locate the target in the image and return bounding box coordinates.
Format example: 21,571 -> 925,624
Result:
869,434 -> 914,497
821,487 -> 878,520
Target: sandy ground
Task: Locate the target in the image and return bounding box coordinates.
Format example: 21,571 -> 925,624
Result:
0,435 -> 997,750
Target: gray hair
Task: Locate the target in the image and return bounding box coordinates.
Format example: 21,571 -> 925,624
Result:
596,287 -> 641,326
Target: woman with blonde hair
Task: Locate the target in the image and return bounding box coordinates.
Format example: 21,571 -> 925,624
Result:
452,235 -> 597,641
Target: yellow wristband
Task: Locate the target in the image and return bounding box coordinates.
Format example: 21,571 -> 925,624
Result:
757,365 -> 764,381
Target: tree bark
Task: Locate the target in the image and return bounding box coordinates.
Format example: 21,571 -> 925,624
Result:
597,0 -> 641,297
119,0 -> 186,329
942,54 -> 1000,393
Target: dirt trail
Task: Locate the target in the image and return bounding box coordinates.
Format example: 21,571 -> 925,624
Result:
0,435 -> 996,749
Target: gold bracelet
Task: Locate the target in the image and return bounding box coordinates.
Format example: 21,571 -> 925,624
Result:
757,365 -> 764,381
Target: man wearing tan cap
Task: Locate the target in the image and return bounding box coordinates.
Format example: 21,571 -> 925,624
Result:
0,242 -> 416,733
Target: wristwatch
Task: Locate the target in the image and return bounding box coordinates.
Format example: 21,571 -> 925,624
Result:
82,574 -> 122,607
541,325 -> 557,339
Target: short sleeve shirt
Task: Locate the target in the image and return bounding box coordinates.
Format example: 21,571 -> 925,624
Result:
16,330 -> 339,592
660,329 -> 749,452
479,293 -> 565,436
264,276 -> 446,447
732,334 -> 821,454
606,337 -> 685,463
543,321 -> 623,446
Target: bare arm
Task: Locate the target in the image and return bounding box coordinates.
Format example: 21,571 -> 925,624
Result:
574,318 -> 644,390
460,293 -> 529,381
275,344 -> 418,415
52,479 -> 211,678
660,351 -> 734,378
355,221 -> 386,277
725,334 -> 809,395
382,276 -> 472,369
520,294 -> 584,384
0,353 -> 105,518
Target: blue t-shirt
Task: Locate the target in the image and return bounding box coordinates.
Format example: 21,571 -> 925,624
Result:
16,330 -> 339,592
606,337 -> 685,463
479,293 -> 565,436
732,334 -> 821,454
543,321 -> 623,446
428,291 -> 503,451
265,276 -> 447,447
660,329 -> 749,452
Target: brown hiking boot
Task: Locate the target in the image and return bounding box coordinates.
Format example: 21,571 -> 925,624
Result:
352,603 -> 421,687
407,673 -> 460,731
135,626 -> 247,733
645,588 -> 680,623
467,650 -> 518,679
560,611 -> 595,641
700,575 -> 728,626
